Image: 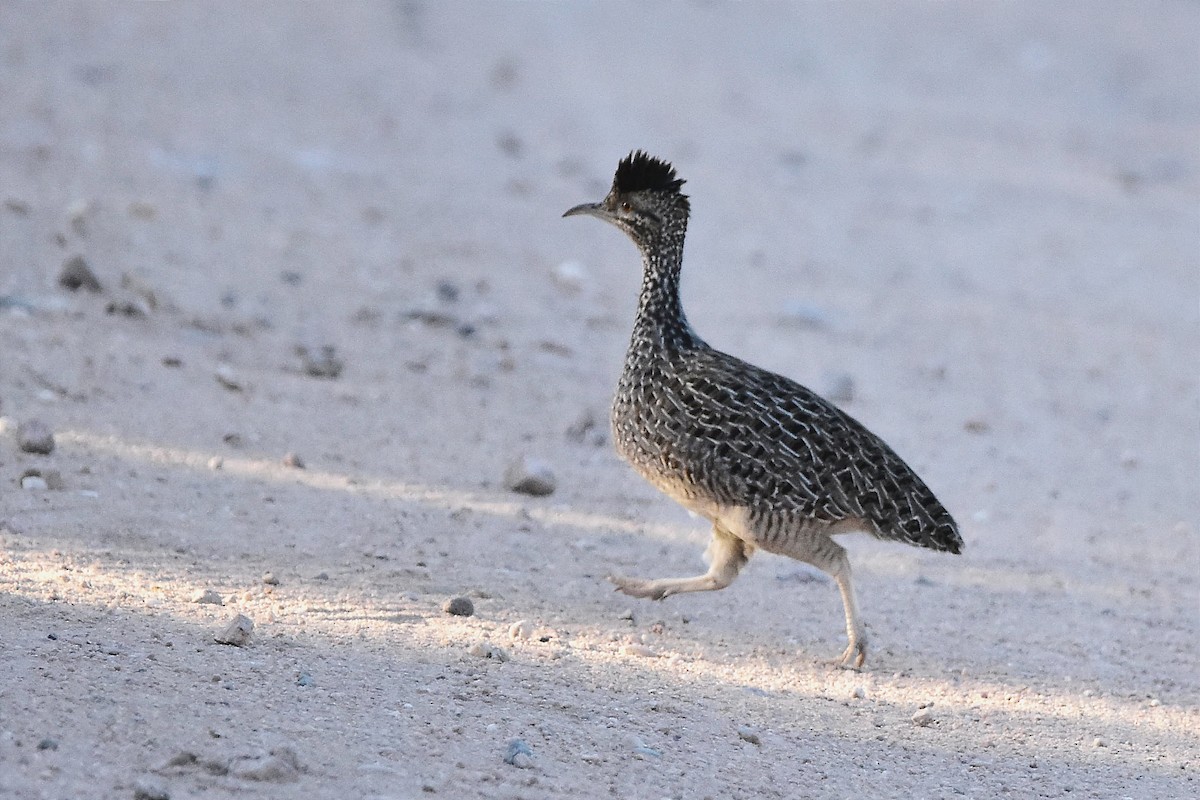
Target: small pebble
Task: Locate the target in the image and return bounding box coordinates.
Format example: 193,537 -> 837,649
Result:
128,201 -> 157,220
21,468 -> 63,490
435,279 -> 460,303
281,452 -> 305,469
496,130 -> 523,158
214,614 -> 254,646
564,409 -> 598,443
58,255 -> 103,293
298,345 -> 344,379
823,372 -> 855,404
1093,737 -> 1107,748
552,260 -> 589,293
17,419 -> 55,454
20,475 -> 49,491
297,672 -> 314,687
233,747 -> 302,782
120,272 -> 164,312
67,199 -> 91,235
911,709 -> 935,727
468,641 -> 510,662
737,726 -> 761,745
443,596 -> 474,617
627,735 -> 662,759
37,737 -> 58,751
207,456 -> 224,471
508,619 -> 533,640
262,572 -> 280,586
132,779 -> 170,800
619,643 -> 658,658
191,589 -> 223,605
504,739 -> 533,768
851,686 -> 866,700
503,456 -> 556,496
105,297 -> 149,318
780,301 -> 831,330
214,364 -> 244,392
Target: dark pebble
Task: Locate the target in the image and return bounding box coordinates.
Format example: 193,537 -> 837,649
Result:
58,255 -> 103,293
442,596 -> 475,617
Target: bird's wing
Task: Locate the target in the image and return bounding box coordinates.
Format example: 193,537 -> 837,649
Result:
669,348 -> 962,553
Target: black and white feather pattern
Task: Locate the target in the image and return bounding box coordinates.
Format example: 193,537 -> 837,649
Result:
608,156 -> 962,556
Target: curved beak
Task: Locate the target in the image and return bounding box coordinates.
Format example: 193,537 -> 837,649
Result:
562,201 -> 607,219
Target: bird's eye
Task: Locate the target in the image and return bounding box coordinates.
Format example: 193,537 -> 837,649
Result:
620,201 -> 633,213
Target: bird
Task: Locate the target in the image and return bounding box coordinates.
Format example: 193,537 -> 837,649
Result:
563,151 -> 962,669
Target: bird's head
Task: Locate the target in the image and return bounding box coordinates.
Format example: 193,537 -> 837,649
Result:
563,151 -> 689,246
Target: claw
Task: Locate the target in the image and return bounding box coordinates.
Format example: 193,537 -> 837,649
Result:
608,575 -> 669,600
834,639 -> 867,671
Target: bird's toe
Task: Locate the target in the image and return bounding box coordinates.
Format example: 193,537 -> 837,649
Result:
608,575 -> 667,600
834,639 -> 868,671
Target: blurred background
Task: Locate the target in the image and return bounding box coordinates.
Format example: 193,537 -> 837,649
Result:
2,1 -> 1195,541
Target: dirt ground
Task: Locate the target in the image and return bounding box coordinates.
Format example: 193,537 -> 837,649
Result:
1,3 -> 1197,799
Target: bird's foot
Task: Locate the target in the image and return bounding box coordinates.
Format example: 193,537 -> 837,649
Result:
833,638 -> 867,671
608,574 -> 672,601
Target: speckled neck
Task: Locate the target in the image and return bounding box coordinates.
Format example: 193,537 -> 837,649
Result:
628,218 -> 700,356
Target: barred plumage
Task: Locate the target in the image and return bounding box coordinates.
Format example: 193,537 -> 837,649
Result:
564,151 -> 962,668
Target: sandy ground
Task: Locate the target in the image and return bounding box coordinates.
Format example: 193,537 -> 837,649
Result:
1,3 -> 1197,799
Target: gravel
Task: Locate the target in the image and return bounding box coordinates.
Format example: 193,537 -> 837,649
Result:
20,474 -> 49,491
281,452 -> 305,469
912,708 -> 935,727
627,734 -> 662,760
214,364 -> 244,392
191,588 -> 224,605
503,456 -> 556,496
16,419 -> 55,454
20,468 -> 64,490
233,747 -> 303,782
619,643 -> 658,658
442,596 -> 474,617
132,779 -> 170,800
298,345 -> 344,379
214,614 -> 254,646
58,254 -> 103,292
736,725 -> 762,745
823,371 -> 856,404
468,641 -> 510,662
504,739 -> 533,769
552,260 -> 589,293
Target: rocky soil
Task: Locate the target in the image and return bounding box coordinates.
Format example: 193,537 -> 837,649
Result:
1,4 -> 1196,799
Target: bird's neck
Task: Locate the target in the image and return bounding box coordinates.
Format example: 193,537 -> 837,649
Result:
630,224 -> 700,354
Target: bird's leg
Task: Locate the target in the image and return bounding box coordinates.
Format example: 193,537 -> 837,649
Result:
831,565 -> 867,670
610,523 -> 749,601
781,534 -> 868,669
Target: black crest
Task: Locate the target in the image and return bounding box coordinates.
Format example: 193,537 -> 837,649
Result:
613,151 -> 686,195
